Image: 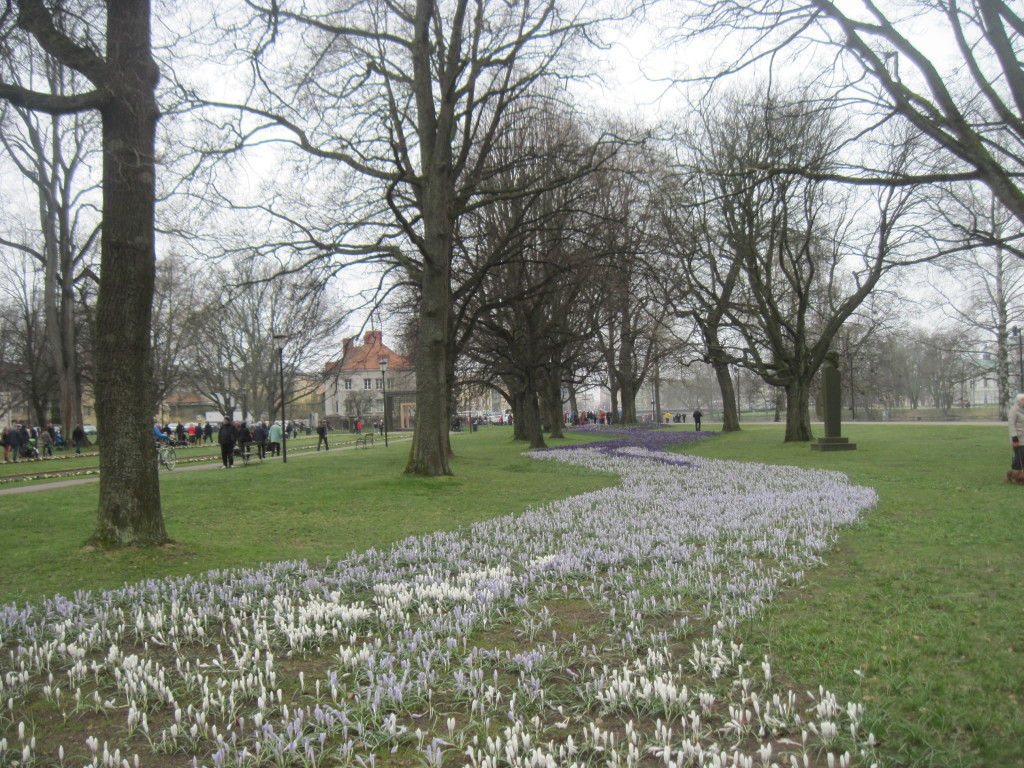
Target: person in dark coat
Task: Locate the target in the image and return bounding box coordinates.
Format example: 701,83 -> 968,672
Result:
692,409 -> 702,431
252,420 -> 268,459
218,417 -> 238,468
316,420 -> 329,451
6,425 -> 23,462
204,421 -> 214,443
72,424 -> 86,454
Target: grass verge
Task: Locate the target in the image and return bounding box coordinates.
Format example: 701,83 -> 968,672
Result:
681,422 -> 1024,768
0,428 -> 614,606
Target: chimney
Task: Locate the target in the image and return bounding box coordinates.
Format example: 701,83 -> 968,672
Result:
364,330 -> 382,346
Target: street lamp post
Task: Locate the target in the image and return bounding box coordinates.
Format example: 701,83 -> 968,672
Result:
379,355 -> 389,447
1014,327 -> 1024,393
273,334 -> 289,463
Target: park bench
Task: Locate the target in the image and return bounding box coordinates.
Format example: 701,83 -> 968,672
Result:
358,434 -> 375,449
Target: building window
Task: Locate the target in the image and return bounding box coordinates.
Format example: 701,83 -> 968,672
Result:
364,378 -> 372,390
344,379 -> 352,390
376,378 -> 383,390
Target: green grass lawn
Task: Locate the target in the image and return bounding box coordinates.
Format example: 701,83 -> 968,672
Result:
0,423 -> 1020,767
0,428 -> 615,606
680,423 -> 1024,768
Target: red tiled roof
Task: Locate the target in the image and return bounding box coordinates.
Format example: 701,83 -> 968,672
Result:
325,331 -> 413,374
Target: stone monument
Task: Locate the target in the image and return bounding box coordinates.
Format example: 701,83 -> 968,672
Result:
812,351 -> 857,451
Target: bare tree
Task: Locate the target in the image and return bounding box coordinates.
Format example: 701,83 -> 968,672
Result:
0,256 -> 56,427
0,70 -> 99,435
656,105 -> 750,432
681,0 -> 1024,230
0,0 -> 166,545
453,110 -> 613,445
183,0 -> 609,475
179,260 -> 349,423
664,88 -> 925,441
912,327 -> 987,413
832,291 -> 906,420
586,146 -> 672,425
150,253 -> 201,414
462,205 -> 599,447
927,188 -> 1024,418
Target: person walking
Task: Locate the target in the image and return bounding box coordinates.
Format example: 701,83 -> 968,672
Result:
316,419 -> 330,451
39,428 -> 54,457
237,421 -> 254,461
7,424 -> 24,462
72,424 -> 86,454
692,409 -> 703,431
268,420 -> 283,457
253,420 -> 268,459
218,416 -> 238,468
1010,393 -> 1024,470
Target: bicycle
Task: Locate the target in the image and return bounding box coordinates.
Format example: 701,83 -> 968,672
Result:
156,441 -> 176,470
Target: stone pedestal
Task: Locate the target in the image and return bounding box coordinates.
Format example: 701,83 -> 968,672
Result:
811,436 -> 857,451
814,352 -> 857,451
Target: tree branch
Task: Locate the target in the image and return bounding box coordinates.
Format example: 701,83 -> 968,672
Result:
0,82 -> 107,113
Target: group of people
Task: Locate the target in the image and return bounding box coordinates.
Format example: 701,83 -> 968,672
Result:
2,423 -> 38,462
214,418 -> 285,468
1,423 -> 87,461
564,411 -> 612,425
154,421 -> 216,444
153,418 -> 288,467
562,409 -> 704,429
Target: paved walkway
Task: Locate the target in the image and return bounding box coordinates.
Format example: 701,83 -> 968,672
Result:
0,436 -> 408,496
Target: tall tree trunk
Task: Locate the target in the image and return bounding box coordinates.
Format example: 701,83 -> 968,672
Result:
92,0 -> 166,546
568,386 -> 579,419
405,0 -> 455,475
783,378 -> 814,442
713,362 -> 740,432
444,332 -> 460,456
544,367 -> 564,439
509,387 -> 528,441
619,378 -> 640,423
522,378 -> 547,450
997,329 -> 1011,421
406,262 -> 451,474
608,378 -> 619,423
506,375 -> 545,448
40,161 -> 84,435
